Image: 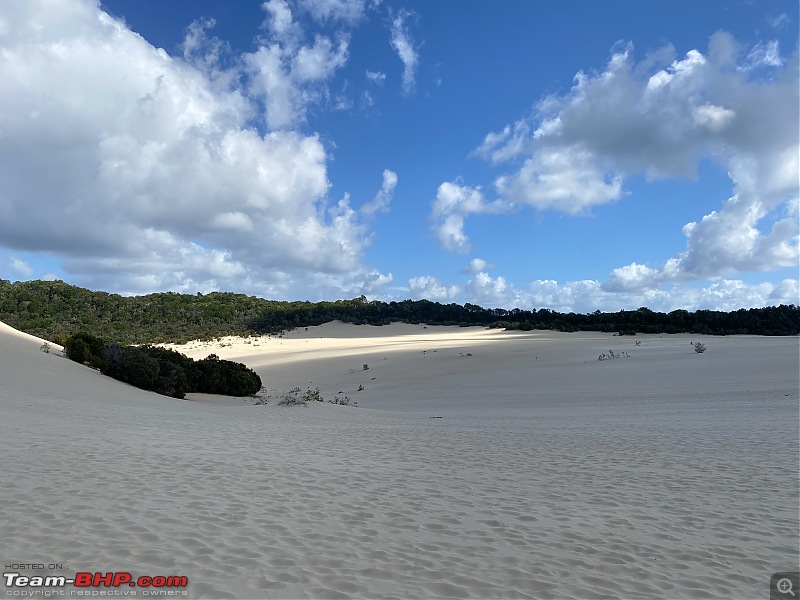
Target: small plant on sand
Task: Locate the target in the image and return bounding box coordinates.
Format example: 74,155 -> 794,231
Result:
362,363 -> 369,371
634,340 -> 641,346
277,386 -> 322,406
692,342 -> 707,354
598,349 -> 630,361
40,341 -> 51,354
304,387 -> 323,402
357,384 -> 365,391
329,395 -> 357,406
278,387 -> 307,406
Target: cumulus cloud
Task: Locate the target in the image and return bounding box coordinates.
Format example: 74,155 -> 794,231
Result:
244,0 -> 350,129
472,276 -> 798,313
0,0 -> 392,299
465,272 -> 513,307
401,268 -> 797,312
389,10 -> 418,95
467,32 -> 798,288
411,268 -> 797,312
527,278 -> 799,313
430,182 -> 510,253
463,258 -> 494,274
408,276 -> 459,302
494,146 -> 623,214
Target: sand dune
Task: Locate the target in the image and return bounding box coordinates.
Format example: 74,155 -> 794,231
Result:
2,320 -> 798,599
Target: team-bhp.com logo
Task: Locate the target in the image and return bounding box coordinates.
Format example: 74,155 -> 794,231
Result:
3,572 -> 188,596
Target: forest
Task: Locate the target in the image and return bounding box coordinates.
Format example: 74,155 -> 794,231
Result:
1,279 -> 798,345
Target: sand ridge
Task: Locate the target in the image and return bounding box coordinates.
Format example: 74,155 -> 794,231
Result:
2,320 -> 798,598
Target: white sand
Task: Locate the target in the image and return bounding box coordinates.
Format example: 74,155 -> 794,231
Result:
1,320 -> 798,599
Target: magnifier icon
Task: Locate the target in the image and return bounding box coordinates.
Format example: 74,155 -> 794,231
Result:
778,578 -> 796,596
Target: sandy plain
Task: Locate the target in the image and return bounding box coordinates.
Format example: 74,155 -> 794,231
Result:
1,320 -> 798,599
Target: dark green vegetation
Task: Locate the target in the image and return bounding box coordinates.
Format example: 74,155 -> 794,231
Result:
63,332 -> 261,398
2,279 -> 798,344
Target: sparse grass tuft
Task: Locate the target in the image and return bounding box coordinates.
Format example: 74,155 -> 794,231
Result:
330,395 -> 357,406
276,386 -> 323,406
598,349 -> 630,361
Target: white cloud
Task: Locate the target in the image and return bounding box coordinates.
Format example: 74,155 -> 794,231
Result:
389,10 -> 418,95
465,32 -> 798,285
768,13 -> 790,30
408,276 -> 459,302
495,146 -> 623,215
244,2 -> 351,130
365,70 -> 386,85
768,279 -> 800,304
473,119 -> 531,164
603,263 -> 662,293
361,169 -> 397,216
743,40 -> 784,69
523,278 -> 799,313
297,0 -> 367,24
465,272 -> 513,307
263,0 -> 299,41
292,35 -> 349,82
359,90 -> 375,110
9,257 -> 34,278
181,18 -> 228,77
692,103 -> 736,132
430,182 -> 510,253
400,269 -> 796,312
210,212 -> 255,233
0,0 -> 391,300
463,258 -> 494,274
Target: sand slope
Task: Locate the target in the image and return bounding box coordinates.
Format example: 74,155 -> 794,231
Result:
2,321 -> 798,599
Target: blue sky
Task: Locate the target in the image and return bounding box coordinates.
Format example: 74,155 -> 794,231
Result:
0,0 -> 797,312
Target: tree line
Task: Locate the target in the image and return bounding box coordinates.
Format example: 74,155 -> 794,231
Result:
1,279 -> 798,344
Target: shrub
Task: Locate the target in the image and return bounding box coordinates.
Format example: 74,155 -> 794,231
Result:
40,341 -> 51,353
693,342 -> 707,354
192,353 -> 261,396
64,332 -> 107,367
303,387 -> 322,402
119,347 -> 161,391
330,395 -> 356,406
362,363 -> 369,370
598,349 -> 629,361
63,335 -> 261,399
278,387 -> 307,406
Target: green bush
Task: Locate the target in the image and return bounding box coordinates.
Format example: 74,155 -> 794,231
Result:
119,347 -> 161,390
64,332 -> 107,367
64,335 -> 261,399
